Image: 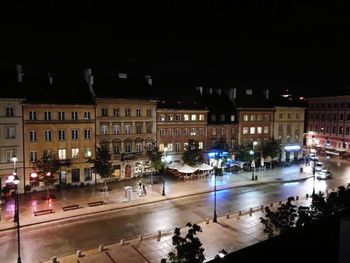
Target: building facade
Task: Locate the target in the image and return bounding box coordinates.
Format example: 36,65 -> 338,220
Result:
273,106 -> 305,161
306,95 -> 350,156
0,98 -> 25,193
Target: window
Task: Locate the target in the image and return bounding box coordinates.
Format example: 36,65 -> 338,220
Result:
211,114 -> 216,121
199,114 -> 205,121
243,115 -> 249,121
44,111 -> 51,120
257,127 -> 262,134
175,128 -> 181,136
278,124 -> 283,132
287,124 -> 291,133
159,129 -> 165,136
58,111 -> 65,120
231,115 -> 235,121
85,148 -> 92,158
136,143 -> 142,152
84,168 -> 92,181
101,108 -> 108,116
250,127 -> 255,134
30,151 -> 37,162
125,108 -> 131,117
6,150 -> 15,162
175,114 -> 181,121
212,128 -> 217,135
58,149 -> 66,159
101,125 -> 108,134
184,114 -> 190,121
198,142 -> 203,149
167,129 -> 173,136
347,113 -> 350,121
159,143 -> 164,151
167,143 -> 173,151
184,128 -> 189,136
346,127 -> 350,135
339,126 -> 344,134
191,128 -> 196,136
71,112 -> 78,120
340,113 -> 344,121
29,130 -> 37,141
72,148 -> 79,158
136,108 -> 141,117
29,111 -> 36,120
220,114 -> 225,121
243,127 -> 248,134
5,106 -> 14,117
159,114 -> 165,121
147,109 -> 152,117
71,169 -> 80,183
146,123 -> 152,133
199,128 -> 204,136
168,114 -> 174,121
264,115 -> 269,121
221,128 -> 226,135
113,108 -> 120,116
184,142 -> 188,149
84,129 -> 91,139
5,127 -> 15,139
113,144 -> 120,154
125,143 -> 132,153
264,127 -> 269,133
333,114 -> 337,121
58,130 -> 66,140
84,112 -> 90,120
72,129 -> 79,140
136,123 -> 143,134
125,124 -> 132,134
296,113 -> 300,119
288,113 -> 292,119
44,130 -> 52,141
113,124 -> 121,134
250,115 -> 256,121
175,143 -> 181,152
191,114 -> 197,121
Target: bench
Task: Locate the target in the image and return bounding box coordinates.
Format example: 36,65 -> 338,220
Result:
34,209 -> 54,216
62,204 -> 80,211
88,201 -> 104,207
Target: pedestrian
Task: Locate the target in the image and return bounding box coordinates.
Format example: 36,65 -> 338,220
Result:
138,180 -> 142,188
142,184 -> 147,196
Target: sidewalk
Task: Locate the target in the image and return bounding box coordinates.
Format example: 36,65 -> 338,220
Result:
0,164 -> 313,232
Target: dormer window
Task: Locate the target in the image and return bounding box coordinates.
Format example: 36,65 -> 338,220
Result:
246,89 -> 253,95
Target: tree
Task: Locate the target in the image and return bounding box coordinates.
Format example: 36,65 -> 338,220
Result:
89,147 -> 113,191
262,137 -> 282,160
233,143 -> 253,162
212,138 -> 232,167
31,152 -> 60,200
146,142 -> 164,175
182,139 -> 204,166
162,223 -> 205,263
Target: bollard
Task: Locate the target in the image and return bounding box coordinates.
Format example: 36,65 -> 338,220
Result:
238,210 -> 242,215
249,208 -> 253,215
261,205 -> 264,210
98,244 -> 104,252
306,193 -> 309,199
76,250 -> 82,258
279,201 -> 282,205
296,196 -> 299,201
226,213 -> 230,219
270,203 -> 273,207
157,230 -> 161,241
206,217 -> 210,224
120,239 -> 124,246
255,175 -> 258,180
139,235 -> 143,241
51,256 -> 58,263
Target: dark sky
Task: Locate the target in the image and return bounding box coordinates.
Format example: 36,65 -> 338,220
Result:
1,2 -> 349,96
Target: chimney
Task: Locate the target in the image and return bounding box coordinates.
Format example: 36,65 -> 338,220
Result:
264,89 -> 269,99
48,73 -> 53,85
196,86 -> 203,95
118,73 -> 127,79
145,75 -> 152,86
16,65 -> 23,83
83,68 -> 95,97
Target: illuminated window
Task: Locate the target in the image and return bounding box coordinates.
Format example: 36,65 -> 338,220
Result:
184,114 -> 190,121
199,114 -> 205,121
191,114 -> 197,121
243,127 -> 248,134
72,148 -> 79,159
159,114 -> 165,121
58,149 -> 66,159
243,115 -> 248,121
212,128 -> 216,135
264,127 -> 269,133
85,148 -> 92,158
250,127 -> 255,134
159,143 -> 164,151
257,127 -> 262,134
125,124 -> 132,134
198,142 -> 203,149
167,143 -> 173,151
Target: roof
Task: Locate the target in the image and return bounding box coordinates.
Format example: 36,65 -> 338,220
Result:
92,74 -> 155,100
0,67 -> 24,99
234,88 -> 274,108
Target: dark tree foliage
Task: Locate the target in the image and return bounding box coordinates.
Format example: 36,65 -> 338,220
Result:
262,137 -> 282,160
161,223 -> 205,263
89,146 -> 113,190
146,142 -> 164,174
233,143 -> 253,162
182,139 -> 204,166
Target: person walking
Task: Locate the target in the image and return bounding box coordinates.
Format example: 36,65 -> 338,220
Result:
142,184 -> 147,196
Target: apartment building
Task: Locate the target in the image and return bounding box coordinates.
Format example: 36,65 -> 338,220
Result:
90,72 -> 157,179
22,77 -> 96,188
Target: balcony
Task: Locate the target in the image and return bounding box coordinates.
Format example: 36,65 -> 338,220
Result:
58,159 -> 71,166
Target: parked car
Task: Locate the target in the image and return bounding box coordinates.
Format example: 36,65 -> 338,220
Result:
307,153 -> 319,161
316,169 -> 332,180
312,161 -> 325,171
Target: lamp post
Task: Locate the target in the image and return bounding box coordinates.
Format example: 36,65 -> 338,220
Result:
250,150 -> 255,180
312,158 -> 316,197
213,165 -> 218,223
11,156 -> 22,263
162,147 -> 168,196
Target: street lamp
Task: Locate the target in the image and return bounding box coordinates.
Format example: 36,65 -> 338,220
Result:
250,150 -> 255,180
213,166 -> 218,223
312,158 -> 316,197
11,155 -> 22,263
162,147 -> 168,196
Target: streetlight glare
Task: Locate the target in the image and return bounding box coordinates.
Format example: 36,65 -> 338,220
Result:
11,156 -> 18,163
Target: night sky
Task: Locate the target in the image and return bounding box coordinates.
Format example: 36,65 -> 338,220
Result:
1,2 -> 349,96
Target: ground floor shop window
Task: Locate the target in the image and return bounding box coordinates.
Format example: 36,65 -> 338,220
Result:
113,165 -> 121,178
84,168 -> 92,181
72,169 -> 80,183
135,162 -> 142,176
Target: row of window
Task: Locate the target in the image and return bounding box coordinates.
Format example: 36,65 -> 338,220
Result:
309,112 -> 350,122
158,142 -> 204,152
29,148 -> 92,162
158,113 -> 205,122
210,114 -> 235,122
309,124 -> 350,136
242,127 -> 269,135
100,123 -> 153,134
242,114 -> 270,122
278,113 -> 301,119
28,111 -> 91,121
29,129 -> 92,142
101,108 -> 153,117
159,128 -> 205,137
309,102 -> 350,109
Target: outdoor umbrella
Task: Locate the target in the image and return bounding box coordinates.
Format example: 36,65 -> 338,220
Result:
177,164 -> 198,174
195,163 -> 213,171
168,162 -> 183,170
